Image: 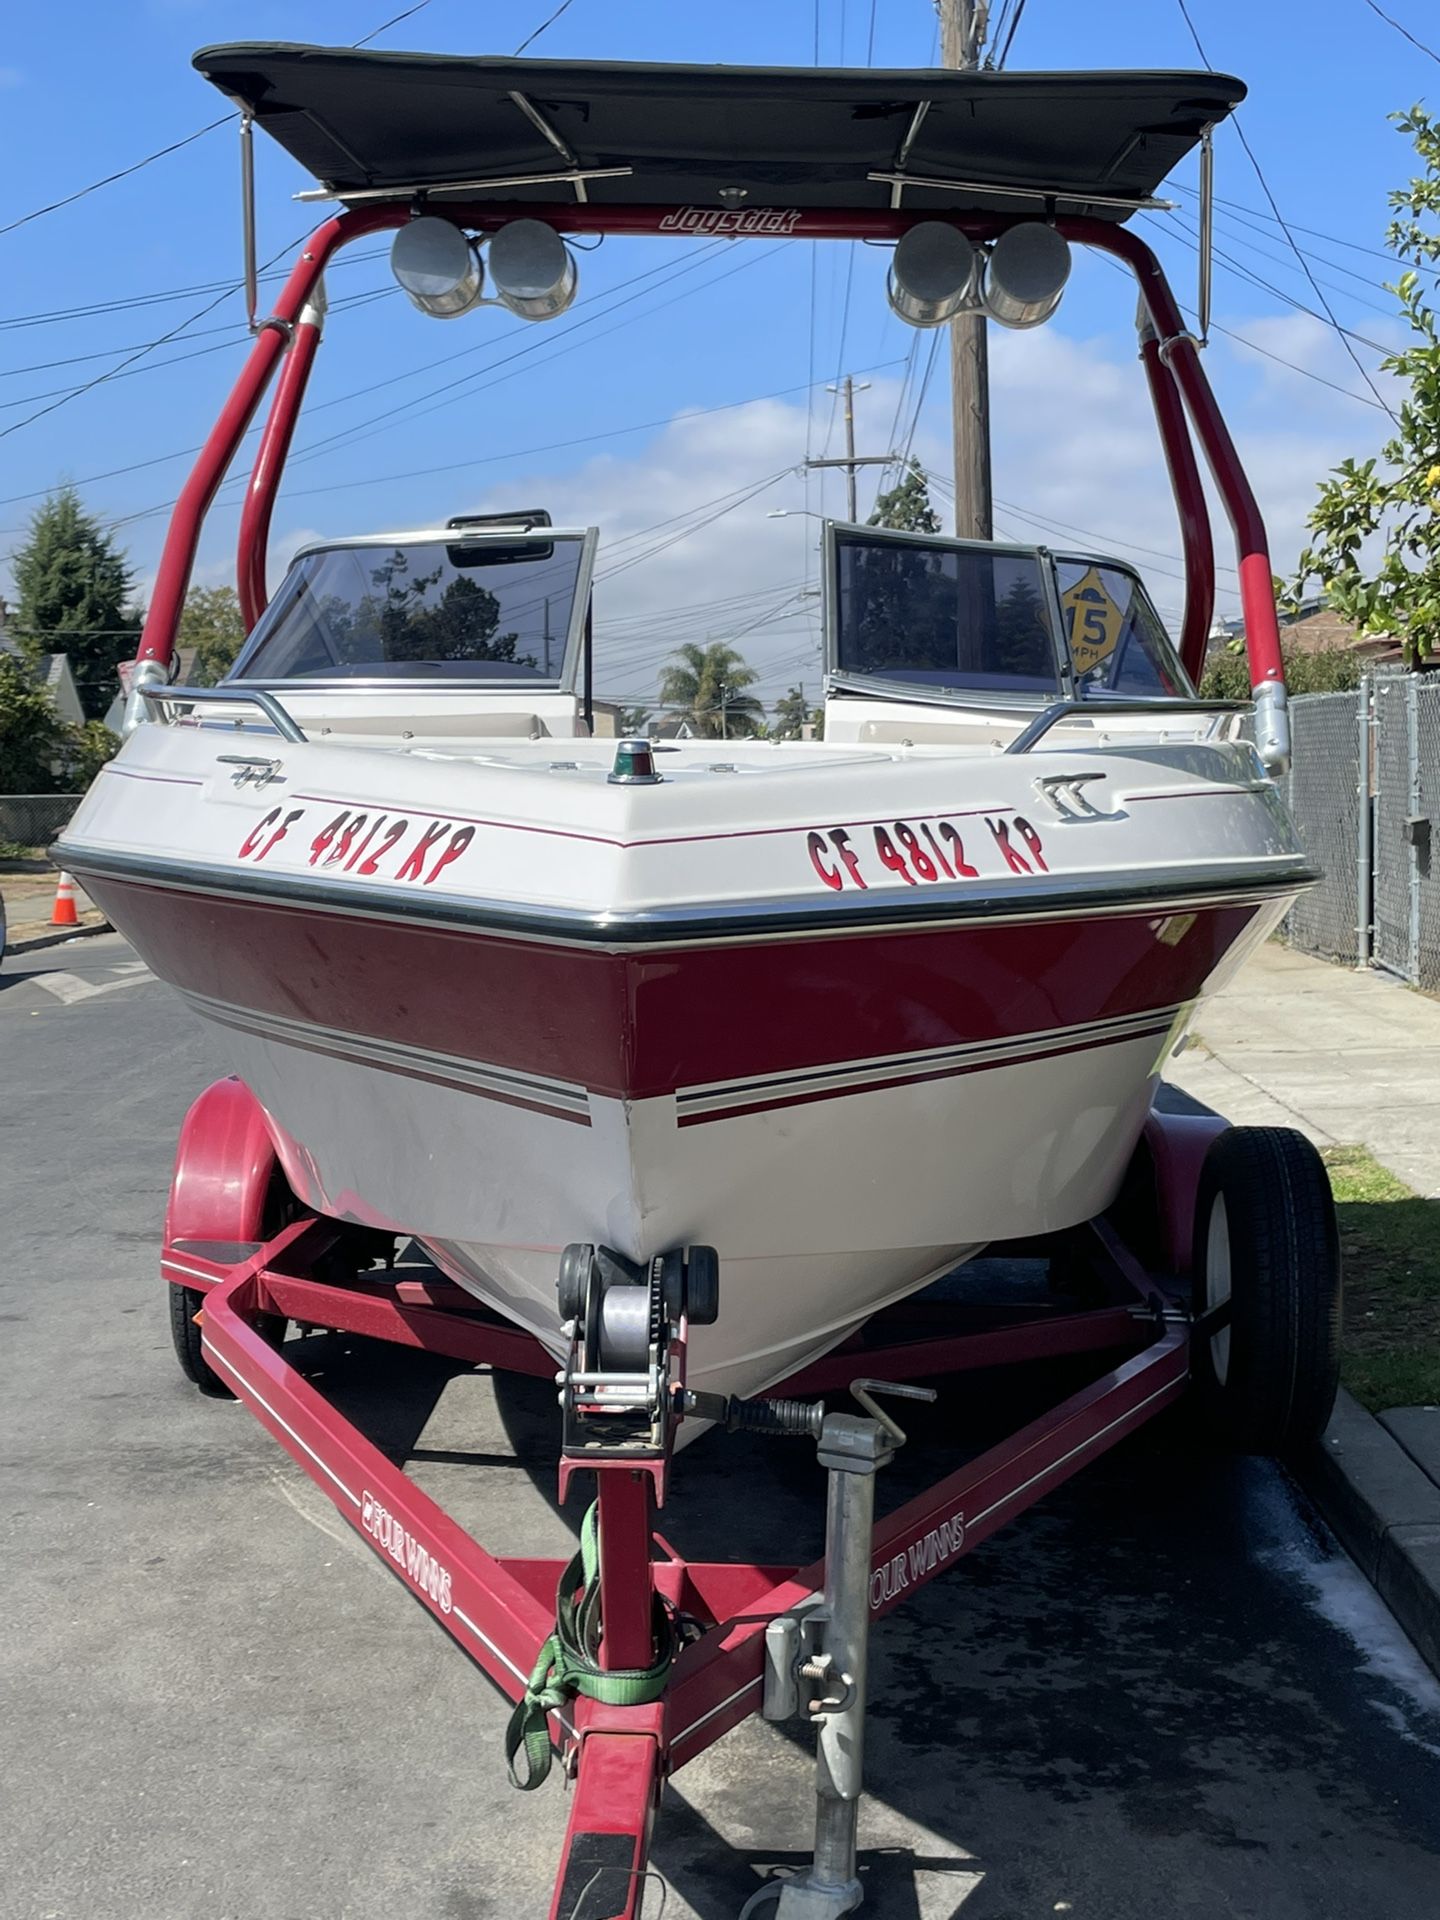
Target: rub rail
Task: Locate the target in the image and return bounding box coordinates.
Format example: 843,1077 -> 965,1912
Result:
139,682 -> 308,743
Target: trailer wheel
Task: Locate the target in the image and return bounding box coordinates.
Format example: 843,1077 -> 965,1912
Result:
1189,1127 -> 1341,1455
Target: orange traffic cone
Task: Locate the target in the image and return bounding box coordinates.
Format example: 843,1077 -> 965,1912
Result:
50,871 -> 80,928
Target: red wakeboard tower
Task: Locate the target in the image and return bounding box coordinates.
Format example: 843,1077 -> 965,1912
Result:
133,47 -> 1330,1920
133,44 -> 1291,769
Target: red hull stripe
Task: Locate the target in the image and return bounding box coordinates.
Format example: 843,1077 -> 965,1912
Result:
74,869 -> 1264,1101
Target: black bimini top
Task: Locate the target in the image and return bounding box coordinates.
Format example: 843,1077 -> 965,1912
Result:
193,45 -> 1243,221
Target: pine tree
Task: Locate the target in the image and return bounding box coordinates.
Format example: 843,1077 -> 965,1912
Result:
867,460 -> 943,534
11,487 -> 142,718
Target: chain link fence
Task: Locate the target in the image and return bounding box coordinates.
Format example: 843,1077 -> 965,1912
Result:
1411,676 -> 1439,993
1371,675 -> 1415,982
1277,675 -> 1440,991
1277,692 -> 1360,964
0,794 -> 83,849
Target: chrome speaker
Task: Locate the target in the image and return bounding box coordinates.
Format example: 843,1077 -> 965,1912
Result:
886,222 -> 980,329
487,219 -> 578,321
981,223 -> 1072,329
390,216 -> 484,319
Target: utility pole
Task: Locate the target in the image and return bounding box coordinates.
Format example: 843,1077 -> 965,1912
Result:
805,376 -> 895,522
938,0 -> 993,540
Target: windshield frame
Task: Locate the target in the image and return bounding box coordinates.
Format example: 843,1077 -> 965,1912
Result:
822,521 -> 1076,709
227,525 -> 599,692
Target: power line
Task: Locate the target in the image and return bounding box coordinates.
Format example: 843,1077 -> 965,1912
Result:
994,0 -> 1028,67
1358,0 -> 1440,64
1174,0 -> 1400,424
354,0 -> 437,47
0,3 -> 439,243
0,118 -> 233,240
1092,248 -> 1391,412
513,0 -> 578,55
0,230 -> 315,444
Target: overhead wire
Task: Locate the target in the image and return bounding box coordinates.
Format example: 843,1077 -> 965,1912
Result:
1174,0 -> 1399,423
513,0 -> 578,55
1357,0 -> 1440,65
994,0 -> 1028,68
0,2 -> 438,241
0,229 -> 315,444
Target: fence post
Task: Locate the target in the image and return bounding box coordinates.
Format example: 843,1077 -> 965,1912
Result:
1357,676 -> 1373,970
1408,673 -> 1422,985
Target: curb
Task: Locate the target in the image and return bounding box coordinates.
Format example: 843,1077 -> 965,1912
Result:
4,919 -> 111,958
1295,1388 -> 1440,1679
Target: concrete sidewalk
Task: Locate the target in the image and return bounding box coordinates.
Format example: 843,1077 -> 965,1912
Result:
1167,942 -> 1440,1199
1,868 -> 105,949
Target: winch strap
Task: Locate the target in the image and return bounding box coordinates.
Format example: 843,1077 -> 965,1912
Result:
506,1501 -> 674,1790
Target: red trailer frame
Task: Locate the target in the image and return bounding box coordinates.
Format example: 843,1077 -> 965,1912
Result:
164,1077 -> 1222,1920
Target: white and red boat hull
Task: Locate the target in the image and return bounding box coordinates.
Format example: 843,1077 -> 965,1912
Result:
63,730 -> 1298,1402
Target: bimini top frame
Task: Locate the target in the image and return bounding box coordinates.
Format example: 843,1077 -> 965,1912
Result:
133,52 -> 1289,770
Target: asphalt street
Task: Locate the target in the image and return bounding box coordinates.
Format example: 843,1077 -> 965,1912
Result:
3,932 -> 1440,1920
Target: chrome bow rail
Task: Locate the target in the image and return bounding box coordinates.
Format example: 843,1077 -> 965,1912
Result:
138,683 -> 308,743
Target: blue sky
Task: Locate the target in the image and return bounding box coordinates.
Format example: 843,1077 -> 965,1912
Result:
0,0 -> 1430,706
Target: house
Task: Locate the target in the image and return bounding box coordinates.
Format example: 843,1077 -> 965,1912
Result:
0,633 -> 86,727
1207,596 -> 1405,669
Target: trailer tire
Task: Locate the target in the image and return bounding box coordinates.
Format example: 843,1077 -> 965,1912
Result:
1190,1126 -> 1341,1455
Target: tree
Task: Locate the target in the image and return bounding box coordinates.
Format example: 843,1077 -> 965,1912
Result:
771,684 -> 817,740
1200,638 -> 1365,701
657,641 -> 764,738
868,460 -> 942,534
180,585 -> 248,687
1291,107 -> 1440,668
0,652 -> 72,792
11,487 -> 142,718
69,720 -> 120,786
617,705 -> 651,735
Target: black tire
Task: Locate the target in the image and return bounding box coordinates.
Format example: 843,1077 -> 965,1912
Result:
168,1281 -> 232,1397
167,1281 -> 288,1397
1190,1127 -> 1341,1455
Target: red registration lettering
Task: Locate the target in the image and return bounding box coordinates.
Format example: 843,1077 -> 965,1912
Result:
808,831 -> 842,891
396,820 -> 453,883
425,825 -> 475,885
358,819 -> 407,876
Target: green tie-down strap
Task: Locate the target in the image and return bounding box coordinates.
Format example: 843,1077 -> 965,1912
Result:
506,1500 -> 676,1790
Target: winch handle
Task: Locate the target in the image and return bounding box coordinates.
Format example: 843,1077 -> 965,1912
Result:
849,1378 -> 937,1448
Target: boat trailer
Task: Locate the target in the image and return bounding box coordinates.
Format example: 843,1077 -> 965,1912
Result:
159,1076 -> 1291,1920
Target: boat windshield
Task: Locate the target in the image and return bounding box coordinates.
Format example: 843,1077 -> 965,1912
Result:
232,531 -> 589,683
832,530 -> 1059,696
828,527 -> 1191,702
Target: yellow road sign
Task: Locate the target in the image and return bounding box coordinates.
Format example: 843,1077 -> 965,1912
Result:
1061,567 -> 1125,676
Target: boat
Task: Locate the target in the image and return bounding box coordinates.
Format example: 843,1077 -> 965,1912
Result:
56,46 -> 1311,1409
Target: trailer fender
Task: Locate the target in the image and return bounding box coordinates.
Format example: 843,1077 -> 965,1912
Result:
165,1075 -> 281,1250
1143,1107 -> 1231,1277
